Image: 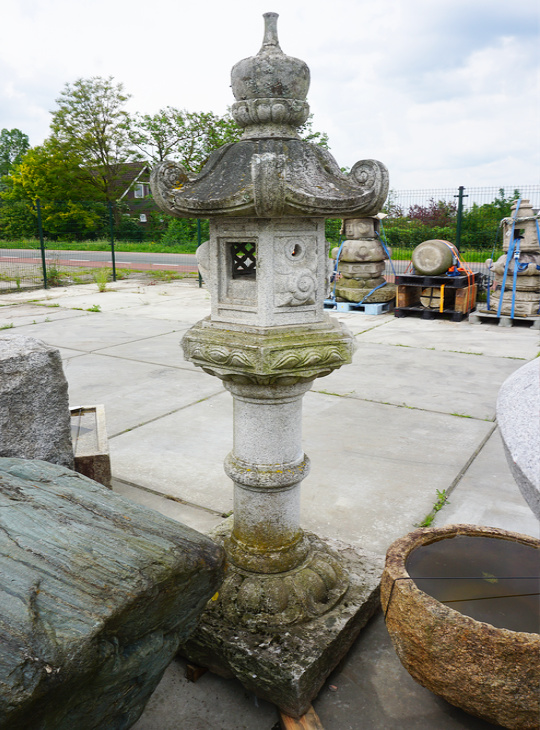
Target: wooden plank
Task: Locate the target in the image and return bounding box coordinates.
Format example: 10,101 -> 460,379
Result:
396,284 -> 421,308
185,663 -> 208,682
280,704 -> 325,730
455,283 -> 477,313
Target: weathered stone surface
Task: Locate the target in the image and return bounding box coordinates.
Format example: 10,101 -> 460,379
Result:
502,200 -> 540,252
180,527 -> 384,718
0,458 -> 225,730
151,15 -> 388,220
411,239 -> 454,276
335,280 -> 396,303
152,13 -> 390,719
195,218 -> 334,328
331,239 -> 387,263
494,275 -> 540,291
490,252 -> 540,277
497,359 -> 540,520
338,260 -> 385,278
490,292 -> 540,317
381,524 -> 540,730
182,315 -> 355,385
0,336 -> 74,469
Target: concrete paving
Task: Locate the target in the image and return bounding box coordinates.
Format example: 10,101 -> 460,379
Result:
1,277 -> 538,729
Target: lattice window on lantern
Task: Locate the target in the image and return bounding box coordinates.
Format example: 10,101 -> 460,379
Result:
231,241 -> 257,279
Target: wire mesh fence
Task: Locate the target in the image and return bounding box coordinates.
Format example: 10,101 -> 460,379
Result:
0,186 -> 538,293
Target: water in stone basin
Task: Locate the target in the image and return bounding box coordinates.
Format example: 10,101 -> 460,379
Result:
406,535 -> 539,634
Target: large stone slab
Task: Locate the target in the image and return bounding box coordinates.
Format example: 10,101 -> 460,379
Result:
0,458 -> 224,730
355,316 -> 540,360
13,312 -> 179,353
316,341 -> 526,420
64,353 -> 224,437
180,525 -> 384,718
497,358 -> 540,520
0,335 -> 74,469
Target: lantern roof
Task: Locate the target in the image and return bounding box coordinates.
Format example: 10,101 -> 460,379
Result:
151,13 -> 389,219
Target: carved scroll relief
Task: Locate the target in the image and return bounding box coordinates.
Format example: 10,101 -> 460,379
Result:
274,236 -> 318,307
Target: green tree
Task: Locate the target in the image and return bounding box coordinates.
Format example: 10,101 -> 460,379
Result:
460,188 -> 520,250
125,108 -> 242,172
0,140 -> 107,239
125,108 -> 330,174
50,76 -> 133,202
0,128 -> 30,179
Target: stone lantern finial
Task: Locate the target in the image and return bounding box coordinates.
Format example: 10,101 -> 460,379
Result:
230,12 -> 310,137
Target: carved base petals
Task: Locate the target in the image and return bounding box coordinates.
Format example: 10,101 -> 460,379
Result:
213,533 -> 350,628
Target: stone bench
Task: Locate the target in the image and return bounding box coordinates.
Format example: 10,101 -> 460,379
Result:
0,458 -> 225,730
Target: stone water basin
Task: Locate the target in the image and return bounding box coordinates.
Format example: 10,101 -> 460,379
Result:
380,524 -> 539,729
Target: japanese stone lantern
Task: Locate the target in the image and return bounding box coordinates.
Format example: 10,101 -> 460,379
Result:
151,12 -> 389,716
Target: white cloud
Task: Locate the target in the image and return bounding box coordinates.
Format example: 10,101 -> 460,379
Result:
0,0 -> 538,188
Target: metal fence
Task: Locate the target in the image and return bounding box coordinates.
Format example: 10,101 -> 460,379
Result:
0,186 -> 538,293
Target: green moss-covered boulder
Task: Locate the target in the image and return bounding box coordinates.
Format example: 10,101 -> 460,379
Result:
0,458 -> 225,730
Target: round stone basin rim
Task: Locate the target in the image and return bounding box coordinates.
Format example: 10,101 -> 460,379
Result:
383,523 -> 539,636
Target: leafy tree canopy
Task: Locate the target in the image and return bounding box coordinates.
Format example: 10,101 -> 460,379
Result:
50,76 -> 134,202
124,108 -> 242,172
0,140 -> 107,239
0,128 -> 30,179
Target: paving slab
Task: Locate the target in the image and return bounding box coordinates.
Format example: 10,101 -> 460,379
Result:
98,329 -> 198,371
11,311 -> 181,352
433,428 -> 540,538
64,353 -> 224,436
330,310 -> 394,335
356,316 -> 539,360
132,655 -> 278,730
315,342 -> 525,420
0,303 -> 90,328
111,386 -> 493,556
311,613 -> 500,730
300,392 -> 494,554
110,392 -> 233,513
112,479 -> 224,535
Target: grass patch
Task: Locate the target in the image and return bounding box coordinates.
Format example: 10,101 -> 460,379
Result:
0,323 -> 14,330
92,268 -> 111,292
418,489 -> 449,527
86,304 -> 101,312
0,238 -> 198,255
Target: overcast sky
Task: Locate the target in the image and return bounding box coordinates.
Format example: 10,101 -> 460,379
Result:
1,0 -> 539,190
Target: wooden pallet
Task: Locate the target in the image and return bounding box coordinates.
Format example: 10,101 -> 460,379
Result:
469,309 -> 540,329
324,299 -> 393,315
395,272 -> 477,321
394,306 -> 469,322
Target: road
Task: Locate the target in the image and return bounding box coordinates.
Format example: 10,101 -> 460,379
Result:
0,249 -> 199,272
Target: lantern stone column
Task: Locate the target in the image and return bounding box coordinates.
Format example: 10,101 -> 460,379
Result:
151,12 -> 389,716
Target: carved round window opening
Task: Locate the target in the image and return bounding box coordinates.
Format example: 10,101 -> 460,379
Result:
285,239 -> 305,262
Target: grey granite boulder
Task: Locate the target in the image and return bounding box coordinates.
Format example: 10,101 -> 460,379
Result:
0,336 -> 74,469
0,458 -> 225,730
497,358 -> 540,520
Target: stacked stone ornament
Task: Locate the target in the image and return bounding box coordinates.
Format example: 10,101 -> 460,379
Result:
332,217 -> 395,303
489,199 -> 540,317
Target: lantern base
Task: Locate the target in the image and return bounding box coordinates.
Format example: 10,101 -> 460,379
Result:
178,528 -> 383,718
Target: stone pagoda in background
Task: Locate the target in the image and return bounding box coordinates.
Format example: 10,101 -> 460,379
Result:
151,12 -> 389,717
490,199 -> 540,317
